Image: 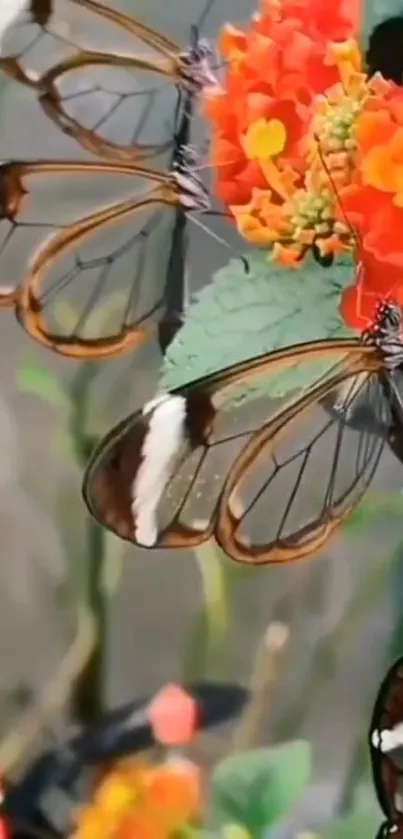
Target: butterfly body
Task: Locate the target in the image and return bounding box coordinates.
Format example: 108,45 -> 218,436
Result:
169,145 -> 210,212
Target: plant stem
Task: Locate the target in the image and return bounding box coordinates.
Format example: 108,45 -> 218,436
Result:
68,361 -> 108,725
231,622 -> 289,754
71,519 -> 106,724
0,608 -> 95,777
336,733 -> 370,816
182,542 -> 230,682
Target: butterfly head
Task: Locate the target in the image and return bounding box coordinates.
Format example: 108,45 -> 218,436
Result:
363,299 -> 403,369
374,299 -> 402,334
179,32 -> 217,91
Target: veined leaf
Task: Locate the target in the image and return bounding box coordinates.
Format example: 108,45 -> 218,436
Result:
210,741 -> 311,836
160,253 -> 355,404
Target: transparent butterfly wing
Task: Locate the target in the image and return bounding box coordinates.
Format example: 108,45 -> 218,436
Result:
0,160 -> 183,356
215,365 -> 390,564
0,0 -> 257,161
82,341 -> 384,555
0,0 -> 183,161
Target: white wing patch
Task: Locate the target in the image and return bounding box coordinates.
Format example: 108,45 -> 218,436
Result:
372,723 -> 403,753
131,394 -> 187,546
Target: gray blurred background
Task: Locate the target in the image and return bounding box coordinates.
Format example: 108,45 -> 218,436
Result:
0,0 -> 402,835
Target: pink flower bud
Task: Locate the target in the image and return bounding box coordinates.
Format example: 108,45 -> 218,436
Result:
148,684 -> 198,746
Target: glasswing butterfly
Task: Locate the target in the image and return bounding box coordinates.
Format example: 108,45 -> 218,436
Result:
370,656 -> 403,838
81,297 -> 403,565
0,0 -> 252,357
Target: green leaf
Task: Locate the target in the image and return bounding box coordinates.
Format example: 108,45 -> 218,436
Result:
210,741 -> 311,836
160,253 -> 355,403
16,360 -> 68,409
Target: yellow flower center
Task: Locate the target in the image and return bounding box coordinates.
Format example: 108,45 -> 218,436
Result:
242,118 -> 287,160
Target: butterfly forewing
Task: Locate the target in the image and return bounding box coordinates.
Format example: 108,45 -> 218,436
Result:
82,340 -> 380,553
215,367 -> 389,563
0,160 -> 181,356
0,0 -> 183,161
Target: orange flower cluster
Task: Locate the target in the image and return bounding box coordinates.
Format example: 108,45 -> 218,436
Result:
204,0 -> 362,267
205,0 -> 403,334
337,81 -> 403,328
72,757 -> 201,839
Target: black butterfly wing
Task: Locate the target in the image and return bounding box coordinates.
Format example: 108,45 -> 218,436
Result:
370,658 -> 403,825
375,821 -> 403,839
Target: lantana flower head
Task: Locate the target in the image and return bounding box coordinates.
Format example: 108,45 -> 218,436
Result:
330,78 -> 403,328
204,0 -> 367,267
204,0 -> 362,207
72,757 -> 202,839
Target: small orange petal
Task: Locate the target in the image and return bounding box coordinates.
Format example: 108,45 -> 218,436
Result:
232,212 -> 279,245
355,110 -> 395,154
147,759 -> 201,825
392,191 -> 403,208
217,23 -> 247,60
326,38 -> 362,84
259,158 -> 294,200
390,126 -> 403,157
360,145 -> 399,192
272,243 -> 302,266
316,234 -> 346,256
115,812 -> 165,839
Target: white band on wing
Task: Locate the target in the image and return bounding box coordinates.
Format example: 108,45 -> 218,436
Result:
131,394 -> 187,547
371,723 -> 403,753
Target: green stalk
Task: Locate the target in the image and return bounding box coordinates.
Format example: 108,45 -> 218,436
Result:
67,361 -> 108,725
70,519 -> 106,724
182,542 -> 231,682
231,621 -> 290,754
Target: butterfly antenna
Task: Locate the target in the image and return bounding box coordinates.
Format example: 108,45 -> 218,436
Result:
188,214 -> 249,272
314,133 -> 361,251
189,213 -> 231,245
195,0 -> 216,32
